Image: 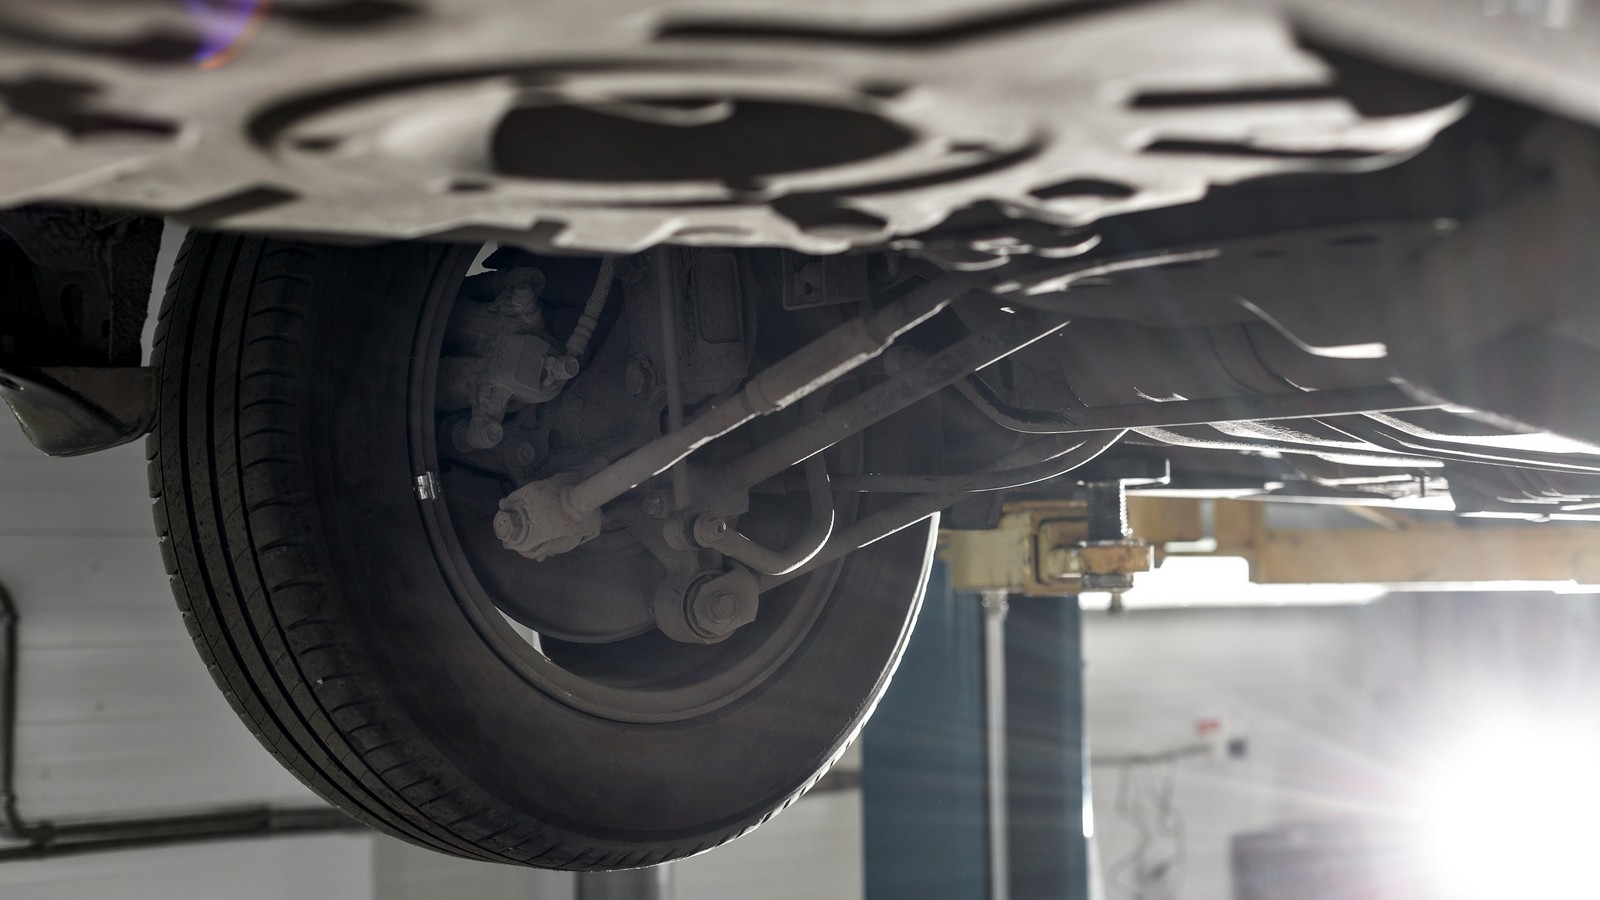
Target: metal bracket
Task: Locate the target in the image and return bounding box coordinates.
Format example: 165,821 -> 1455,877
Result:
0,366 -> 155,457
941,491 -> 1211,595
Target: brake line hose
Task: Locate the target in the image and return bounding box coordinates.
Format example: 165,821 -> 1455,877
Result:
564,257 -> 616,361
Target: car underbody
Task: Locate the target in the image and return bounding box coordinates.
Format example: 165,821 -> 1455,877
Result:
3,0 -> 1600,870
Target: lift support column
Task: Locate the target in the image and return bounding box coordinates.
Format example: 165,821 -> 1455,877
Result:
862,561 -> 1091,900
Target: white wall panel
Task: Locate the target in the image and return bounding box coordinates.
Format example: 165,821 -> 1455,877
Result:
0,452 -> 157,536
0,424 -> 316,820
0,834 -> 373,900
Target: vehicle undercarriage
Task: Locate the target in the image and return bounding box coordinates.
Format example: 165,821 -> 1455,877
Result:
3,0 -> 1600,870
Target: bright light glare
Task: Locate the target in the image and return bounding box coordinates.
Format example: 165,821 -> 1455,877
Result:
1417,721 -> 1600,900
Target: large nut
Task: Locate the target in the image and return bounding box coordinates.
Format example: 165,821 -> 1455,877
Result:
687,568 -> 760,641
654,567 -> 760,644
695,590 -> 742,628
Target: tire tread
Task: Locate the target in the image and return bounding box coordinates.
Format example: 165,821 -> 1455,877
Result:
147,233 -> 917,870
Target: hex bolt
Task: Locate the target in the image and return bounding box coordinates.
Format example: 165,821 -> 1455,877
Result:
656,567 -> 760,644
641,493 -> 667,517
690,590 -> 739,636
703,591 -> 740,624
692,514 -> 729,547
1084,480 -> 1129,542
688,584 -> 757,639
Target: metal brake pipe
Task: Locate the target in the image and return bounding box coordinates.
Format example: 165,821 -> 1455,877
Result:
830,437 -> 1124,493
711,455 -> 835,576
1323,416 -> 1600,475
954,374 -> 1073,431
759,430 -> 1125,591
561,275 -> 985,516
956,381 -> 1438,436
721,308 -> 1073,493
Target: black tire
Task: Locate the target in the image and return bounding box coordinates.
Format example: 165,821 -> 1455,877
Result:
147,233 -> 936,869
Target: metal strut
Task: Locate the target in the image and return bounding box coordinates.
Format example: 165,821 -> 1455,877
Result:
719,308 -> 1074,493
496,273 -> 995,562
564,275 -> 986,515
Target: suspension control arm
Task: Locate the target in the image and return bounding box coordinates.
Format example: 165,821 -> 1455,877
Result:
759,430 -> 1127,591
563,276 -> 977,516
720,308 -> 1073,493
496,275 -> 982,561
